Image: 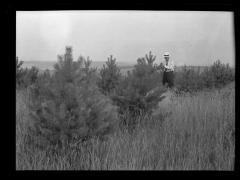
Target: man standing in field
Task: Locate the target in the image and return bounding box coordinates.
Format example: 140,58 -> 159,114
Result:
162,52 -> 174,88
146,52 -> 175,97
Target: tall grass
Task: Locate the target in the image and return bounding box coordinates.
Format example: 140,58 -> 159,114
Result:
16,83 -> 235,170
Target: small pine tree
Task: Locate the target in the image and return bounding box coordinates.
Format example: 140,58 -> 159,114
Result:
175,60 -> 235,93
16,57 -> 39,88
175,65 -> 204,93
98,55 -> 122,95
201,66 -> 215,89
16,57 -> 25,88
211,60 -> 234,88
201,60 -> 234,89
23,66 -> 39,87
112,51 -> 166,127
145,51 -> 156,65
27,46 -> 119,149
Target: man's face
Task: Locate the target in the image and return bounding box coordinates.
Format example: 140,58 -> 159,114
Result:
164,56 -> 169,61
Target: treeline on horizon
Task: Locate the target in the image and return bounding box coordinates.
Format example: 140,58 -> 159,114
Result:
20,59 -> 235,72
17,46 -> 235,92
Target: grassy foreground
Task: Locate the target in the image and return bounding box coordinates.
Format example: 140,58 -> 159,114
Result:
16,83 -> 235,170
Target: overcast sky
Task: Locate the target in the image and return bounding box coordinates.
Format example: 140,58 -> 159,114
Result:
16,11 -> 235,66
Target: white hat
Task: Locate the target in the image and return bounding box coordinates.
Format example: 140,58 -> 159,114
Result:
164,52 -> 170,57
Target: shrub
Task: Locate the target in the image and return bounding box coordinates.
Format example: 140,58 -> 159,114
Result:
16,57 -> 40,89
203,60 -> 234,88
27,46 -> 119,149
201,67 -> 215,89
16,57 -> 26,88
175,65 -> 204,93
175,60 -> 235,93
111,51 -> 166,127
22,66 -> 39,88
98,55 -> 122,95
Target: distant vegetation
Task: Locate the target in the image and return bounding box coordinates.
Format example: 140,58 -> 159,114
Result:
174,60 -> 235,94
16,46 -> 235,170
16,57 -> 39,88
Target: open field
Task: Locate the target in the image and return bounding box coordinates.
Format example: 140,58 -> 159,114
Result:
16,11 -> 235,171
16,82 -> 235,170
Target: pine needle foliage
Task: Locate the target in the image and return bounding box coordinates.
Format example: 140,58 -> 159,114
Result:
27,47 -> 119,149
98,55 -> 122,95
175,60 -> 235,93
111,51 -> 166,127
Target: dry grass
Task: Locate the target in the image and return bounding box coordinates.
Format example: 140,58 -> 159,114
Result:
16,83 -> 235,170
